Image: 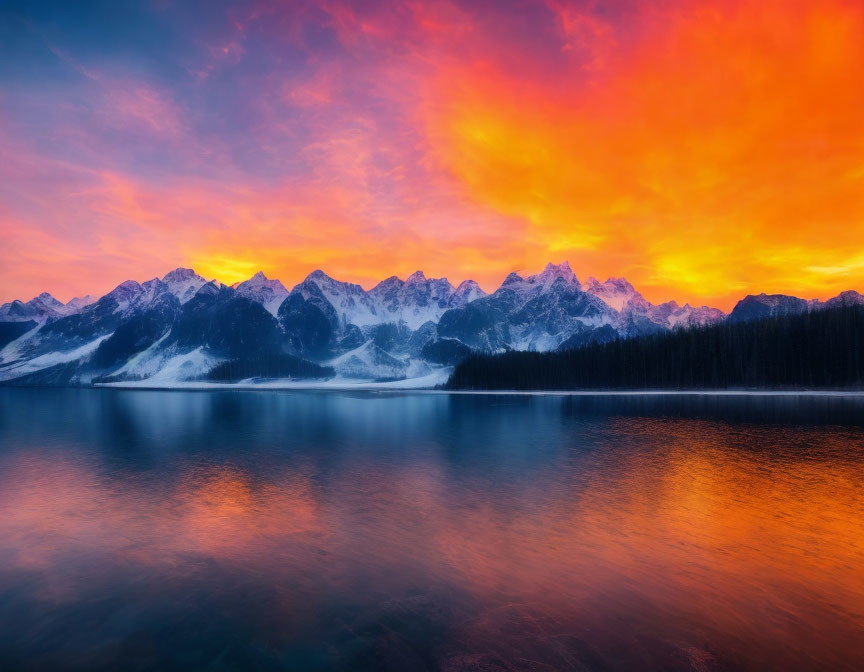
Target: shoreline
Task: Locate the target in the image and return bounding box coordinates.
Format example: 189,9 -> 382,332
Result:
85,381 -> 864,396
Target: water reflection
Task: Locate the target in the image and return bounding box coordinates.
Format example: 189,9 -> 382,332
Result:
0,389 -> 862,671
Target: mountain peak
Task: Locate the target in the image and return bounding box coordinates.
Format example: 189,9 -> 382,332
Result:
532,261 -> 580,291
538,261 -> 576,278
602,277 -> 635,292
232,271 -> 288,316
29,292 -> 65,309
406,270 -> 426,283
454,279 -> 482,293
542,261 -> 573,274
836,290 -> 864,301
502,272 -> 524,286
306,269 -> 331,282
584,276 -> 642,311
824,290 -> 864,308
234,270 -> 275,288
162,268 -> 200,283
375,275 -> 404,288
65,295 -> 94,311
114,280 -> 142,292
452,279 -> 486,305
141,277 -> 167,292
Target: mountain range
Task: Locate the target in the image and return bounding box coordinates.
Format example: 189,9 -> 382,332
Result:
1,262 -> 861,386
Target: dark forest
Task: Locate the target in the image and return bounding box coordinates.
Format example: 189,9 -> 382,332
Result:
446,305 -> 864,390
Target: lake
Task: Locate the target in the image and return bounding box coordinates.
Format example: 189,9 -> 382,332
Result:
0,389 -> 862,671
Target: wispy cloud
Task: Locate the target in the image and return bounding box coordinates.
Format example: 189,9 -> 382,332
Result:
2,0 -> 864,308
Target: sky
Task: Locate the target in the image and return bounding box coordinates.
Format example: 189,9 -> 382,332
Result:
1,0 -> 863,309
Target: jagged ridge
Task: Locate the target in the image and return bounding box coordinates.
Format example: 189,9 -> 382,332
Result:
1,263 -> 859,386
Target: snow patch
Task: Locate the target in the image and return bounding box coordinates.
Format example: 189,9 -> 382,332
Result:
99,367 -> 452,390
0,323 -> 43,365
109,331 -> 173,379
0,333 -> 112,382
327,341 -> 408,379
141,347 -> 222,383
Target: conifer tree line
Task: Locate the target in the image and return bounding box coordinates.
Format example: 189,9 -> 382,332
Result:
445,305 -> 864,390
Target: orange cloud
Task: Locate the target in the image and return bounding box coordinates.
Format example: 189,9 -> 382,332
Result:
3,0 -> 864,309
426,0 -> 864,308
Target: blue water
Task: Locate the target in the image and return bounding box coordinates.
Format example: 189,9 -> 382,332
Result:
1,389 -> 863,671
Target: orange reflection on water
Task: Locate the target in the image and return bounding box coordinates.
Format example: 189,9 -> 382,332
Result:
421,418 -> 864,669
0,415 -> 862,669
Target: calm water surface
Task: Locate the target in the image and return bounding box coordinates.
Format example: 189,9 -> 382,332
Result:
0,389 -> 862,671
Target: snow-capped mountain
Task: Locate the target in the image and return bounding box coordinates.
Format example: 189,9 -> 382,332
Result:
290,269 -> 485,330
2,261 -> 860,387
653,301 -> 725,328
162,268 -> 209,304
0,291 -> 98,325
292,270 -> 380,328
65,295 -> 95,312
452,279 -> 486,305
70,269 -> 211,320
232,271 -> 289,316
97,277 -> 184,317
438,261 -> 728,351
585,277 -> 644,312
438,262 -> 619,351
584,277 -> 724,330
0,271 -> 223,382
29,292 -> 67,318
367,271 -> 479,329
501,261 -> 583,300
0,292 -> 67,323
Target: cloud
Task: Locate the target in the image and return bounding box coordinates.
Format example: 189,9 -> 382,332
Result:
2,0 -> 864,309
423,0 -> 864,306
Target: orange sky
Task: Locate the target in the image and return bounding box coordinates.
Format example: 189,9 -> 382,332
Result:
2,0 -> 864,309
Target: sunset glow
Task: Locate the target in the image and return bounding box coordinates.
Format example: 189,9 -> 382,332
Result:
2,0 -> 864,308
